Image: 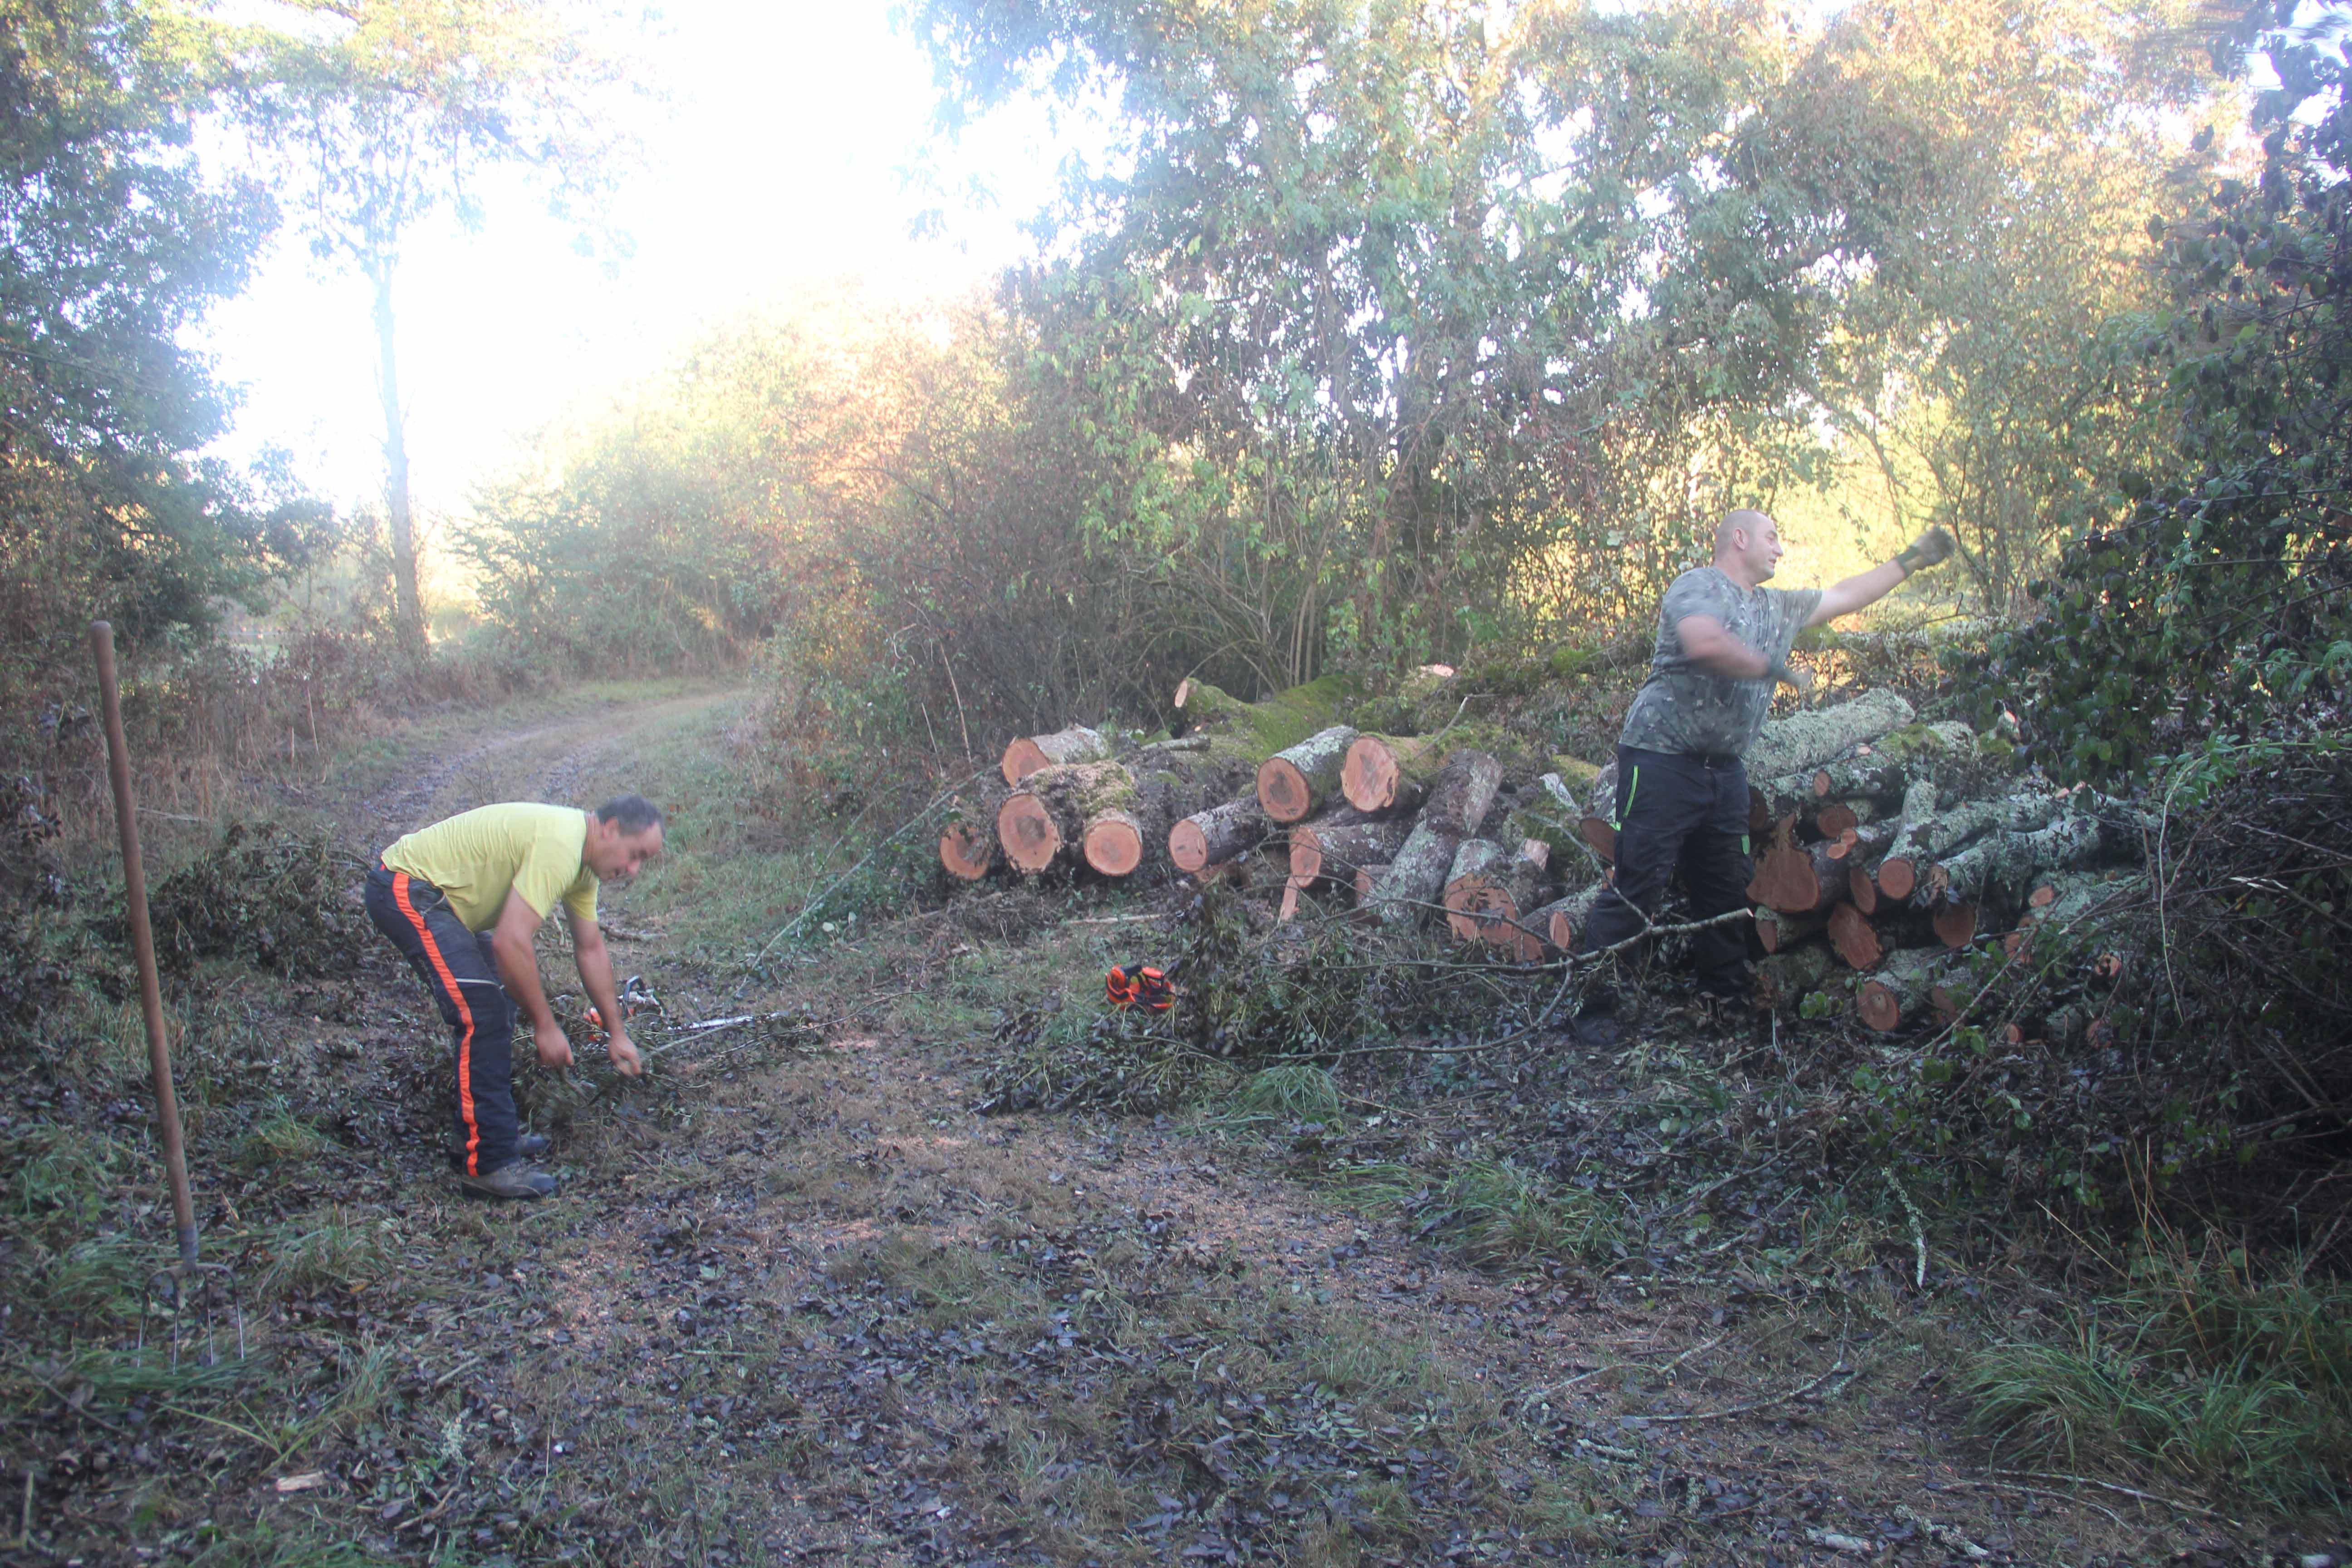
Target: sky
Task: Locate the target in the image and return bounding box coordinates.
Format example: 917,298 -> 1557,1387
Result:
198,0 -> 1071,522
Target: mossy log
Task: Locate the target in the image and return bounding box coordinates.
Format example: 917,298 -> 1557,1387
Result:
1259,725 -> 1361,823
1757,941 -> 1836,1013
1858,948 -> 1946,1033
1370,819 -> 1466,927
940,780 -> 1012,881
1168,798 -> 1271,873
1549,754 -> 1605,795
1874,777 -> 1945,901
998,761 -> 1136,873
1001,724 -> 1110,786
1500,802 -> 1588,876
1171,675 -> 1355,754
1420,750 -> 1504,837
1756,906 -> 1826,953
1928,811 -> 2107,907
1811,721 -> 1977,799
1744,689 -> 1916,780
1289,816 -> 1412,888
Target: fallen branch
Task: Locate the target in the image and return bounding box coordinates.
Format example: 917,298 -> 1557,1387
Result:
1635,1358 -> 1847,1424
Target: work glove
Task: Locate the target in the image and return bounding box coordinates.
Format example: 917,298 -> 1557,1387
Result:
1765,660 -> 1815,697
1895,527 -> 1956,574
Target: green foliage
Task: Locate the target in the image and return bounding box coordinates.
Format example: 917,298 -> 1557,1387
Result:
0,0 -> 308,716
1981,3 -> 2352,783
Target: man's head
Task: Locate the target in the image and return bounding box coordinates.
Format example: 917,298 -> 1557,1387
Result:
584,794 -> 665,881
1714,508 -> 1784,588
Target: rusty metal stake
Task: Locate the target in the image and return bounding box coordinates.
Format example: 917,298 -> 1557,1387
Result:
90,624 -> 235,1362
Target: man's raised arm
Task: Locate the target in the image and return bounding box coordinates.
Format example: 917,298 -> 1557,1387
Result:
1806,528 -> 1956,627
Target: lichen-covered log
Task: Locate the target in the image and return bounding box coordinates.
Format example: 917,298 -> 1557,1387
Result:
1548,754 -> 1605,795
1755,771 -> 1818,824
1446,841 -> 1555,946
1370,819 -> 1467,927
1520,882 -> 1606,953
998,761 -> 1136,872
1757,941 -> 1836,1013
1874,777 -> 1945,901
939,780 -> 1011,881
1341,733 -> 1451,813
1831,821 -> 1899,865
1259,725 -> 1361,823
1811,721 -> 1977,799
1419,750 -> 1504,837
1441,839 -> 1509,941
1858,948 -> 1946,1032
1501,802 -> 1590,876
1930,812 -> 2106,907
1744,689 -> 1916,779
1289,816 -> 1412,888
1756,906 -> 1826,953
1168,798 -> 1270,873
1351,862 -> 1390,905
1920,791 -> 2068,860
1084,750 -> 1263,876
1001,724 -> 1110,786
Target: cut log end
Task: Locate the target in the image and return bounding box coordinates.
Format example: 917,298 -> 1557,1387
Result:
1858,980 -> 1906,1032
1082,813 -> 1146,877
1877,856 -> 1918,902
1289,836 -> 1323,882
1000,738 -> 1050,786
1342,735 -> 1402,813
940,822 -> 995,882
1278,878 -> 1303,924
1828,902 -> 1884,970
1580,815 -> 1616,865
1168,819 -> 1210,873
1932,901 -> 1978,950
1849,865 -> 1879,915
1258,757 -> 1315,823
996,794 -> 1063,873
1816,802 -> 1860,840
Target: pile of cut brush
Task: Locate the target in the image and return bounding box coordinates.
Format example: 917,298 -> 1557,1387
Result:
946,680 -> 2161,1042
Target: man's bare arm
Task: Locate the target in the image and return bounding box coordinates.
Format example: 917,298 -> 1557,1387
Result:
1676,614 -> 1773,681
491,890 -> 570,1068
1806,528 -> 1956,627
569,913 -> 641,1077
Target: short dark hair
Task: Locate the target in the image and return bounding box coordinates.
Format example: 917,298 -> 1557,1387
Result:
595,794 -> 664,834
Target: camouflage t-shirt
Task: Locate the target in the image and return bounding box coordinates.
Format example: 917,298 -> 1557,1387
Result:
1617,568 -> 1823,758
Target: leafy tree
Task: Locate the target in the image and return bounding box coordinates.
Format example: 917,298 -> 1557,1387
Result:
232,0 -> 628,657
0,0 -> 293,716
1980,2 -> 2352,782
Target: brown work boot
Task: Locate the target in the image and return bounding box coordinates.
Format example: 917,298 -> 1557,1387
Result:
456,1161 -> 557,1201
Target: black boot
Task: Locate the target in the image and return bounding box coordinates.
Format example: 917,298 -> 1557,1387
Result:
456,1162 -> 557,1200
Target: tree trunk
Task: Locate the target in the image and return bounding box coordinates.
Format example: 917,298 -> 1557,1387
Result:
1521,882 -> 1606,954
1341,731 -> 1484,814
1744,689 -> 1916,779
1370,819 -> 1466,927
1086,747 -> 1266,876
1258,725 -> 1360,823
1920,791 -> 2067,860
370,259 -> 426,658
1001,724 -> 1111,786
1810,720 -> 1977,799
1929,811 -> 2106,906
1171,676 -> 1353,754
1289,816 -> 1412,888
1857,948 -> 1945,1032
1169,798 -> 1271,873
1419,749 -> 1503,836
997,761 -> 1134,873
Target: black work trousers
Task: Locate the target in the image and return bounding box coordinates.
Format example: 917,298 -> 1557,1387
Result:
1573,745 -> 1754,997
363,863 -> 521,1176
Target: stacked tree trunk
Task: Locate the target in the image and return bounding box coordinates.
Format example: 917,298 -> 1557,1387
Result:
1741,703 -> 2154,1031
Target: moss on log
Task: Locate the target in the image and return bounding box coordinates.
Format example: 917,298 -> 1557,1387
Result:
939,780 -> 1011,881
1259,725 -> 1360,823
998,761 -> 1136,873
1171,675 -> 1356,755
1745,689 -> 1916,779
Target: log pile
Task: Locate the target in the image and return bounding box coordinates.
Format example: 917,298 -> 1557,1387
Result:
941,683 -> 2156,1040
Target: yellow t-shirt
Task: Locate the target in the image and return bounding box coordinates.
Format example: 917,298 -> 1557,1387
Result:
381,803 -> 599,933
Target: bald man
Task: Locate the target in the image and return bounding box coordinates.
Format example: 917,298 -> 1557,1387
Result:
1572,510 -> 1954,1043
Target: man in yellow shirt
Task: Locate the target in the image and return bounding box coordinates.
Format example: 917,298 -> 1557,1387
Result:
363,796 -> 666,1199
